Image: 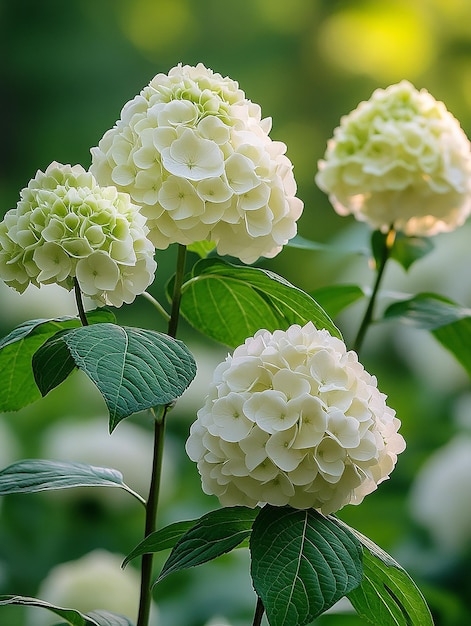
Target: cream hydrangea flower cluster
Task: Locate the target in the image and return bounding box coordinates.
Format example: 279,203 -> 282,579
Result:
0,162 -> 156,306
90,63 -> 303,264
316,80 -> 471,236
186,322 -> 405,515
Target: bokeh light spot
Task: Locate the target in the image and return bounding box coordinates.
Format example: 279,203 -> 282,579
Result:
318,3 -> 435,81
118,0 -> 195,59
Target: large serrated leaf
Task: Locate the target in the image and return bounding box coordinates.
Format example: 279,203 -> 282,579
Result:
0,459 -> 144,504
177,258 -> 340,348
156,507 -> 259,584
58,323 -> 196,430
250,506 -> 363,626
0,596 -> 134,625
0,309 -> 115,412
344,527 -> 434,626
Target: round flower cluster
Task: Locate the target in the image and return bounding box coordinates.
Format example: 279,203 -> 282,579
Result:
90,63 -> 303,264
316,80 -> 471,236
186,322 -> 405,515
0,162 -> 156,306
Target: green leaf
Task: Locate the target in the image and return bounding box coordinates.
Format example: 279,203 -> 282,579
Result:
345,528 -> 434,626
32,330 -> 77,396
0,309 -> 116,412
0,596 -> 134,626
0,459 -> 144,504
250,506 -> 363,626
391,233 -> 434,271
383,293 -> 471,377
54,323 -> 196,430
178,258 -> 340,348
156,506 -> 259,584
286,235 -> 332,251
310,285 -> 365,319
187,240 -> 217,258
123,519 -> 199,568
383,293 -> 471,330
371,231 -> 434,273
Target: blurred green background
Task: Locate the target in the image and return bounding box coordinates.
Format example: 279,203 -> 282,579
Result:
1,0 -> 471,624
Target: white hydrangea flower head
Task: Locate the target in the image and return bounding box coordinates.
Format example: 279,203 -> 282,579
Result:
316,80 -> 471,236
186,322 -> 405,515
90,63 -> 303,264
0,162 -> 156,306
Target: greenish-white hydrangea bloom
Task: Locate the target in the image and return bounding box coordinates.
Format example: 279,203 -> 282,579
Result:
0,162 -> 156,306
316,80 -> 471,236
90,63 -> 303,264
186,322 -> 405,515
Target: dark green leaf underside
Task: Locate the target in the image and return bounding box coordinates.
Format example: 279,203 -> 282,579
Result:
0,596 -> 134,626
156,506 -> 259,584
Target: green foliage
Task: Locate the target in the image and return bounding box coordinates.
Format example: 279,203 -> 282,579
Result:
372,231 -> 434,272
122,520 -> 198,568
34,323 -> 197,431
0,596 -> 134,625
156,507 -> 258,584
0,308 -> 115,412
177,257 -> 340,347
250,506 -> 363,626
383,293 -> 471,377
310,284 -> 365,318
346,528 -> 434,626
187,240 -> 217,258
0,459 -> 144,504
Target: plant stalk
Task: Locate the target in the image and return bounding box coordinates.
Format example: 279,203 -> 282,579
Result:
252,596 -> 265,626
74,278 -> 89,326
136,244 -> 188,626
352,226 -> 396,356
136,405 -> 168,626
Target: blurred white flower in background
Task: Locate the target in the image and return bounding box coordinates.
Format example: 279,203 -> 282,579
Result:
316,80 -> 471,236
91,63 -> 303,264
0,162 -> 156,307
186,322 -> 405,515
28,550 -> 158,626
409,434 -> 471,555
41,417 -> 168,506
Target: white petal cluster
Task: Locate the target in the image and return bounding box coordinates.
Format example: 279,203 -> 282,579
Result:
0,162 -> 156,306
186,322 -> 405,515
316,80 -> 471,236
90,63 -> 303,264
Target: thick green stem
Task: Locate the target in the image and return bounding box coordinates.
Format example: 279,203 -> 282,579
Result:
136,244 -> 187,626
252,596 -> 265,626
353,227 -> 396,356
168,244 -> 187,338
136,405 -> 168,626
74,278 -> 89,326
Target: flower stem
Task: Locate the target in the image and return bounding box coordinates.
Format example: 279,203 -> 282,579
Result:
252,596 -> 265,626
74,278 -> 89,326
168,244 -> 187,338
136,244 -> 188,626
141,291 -> 171,323
352,227 -> 396,356
136,405 -> 168,626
